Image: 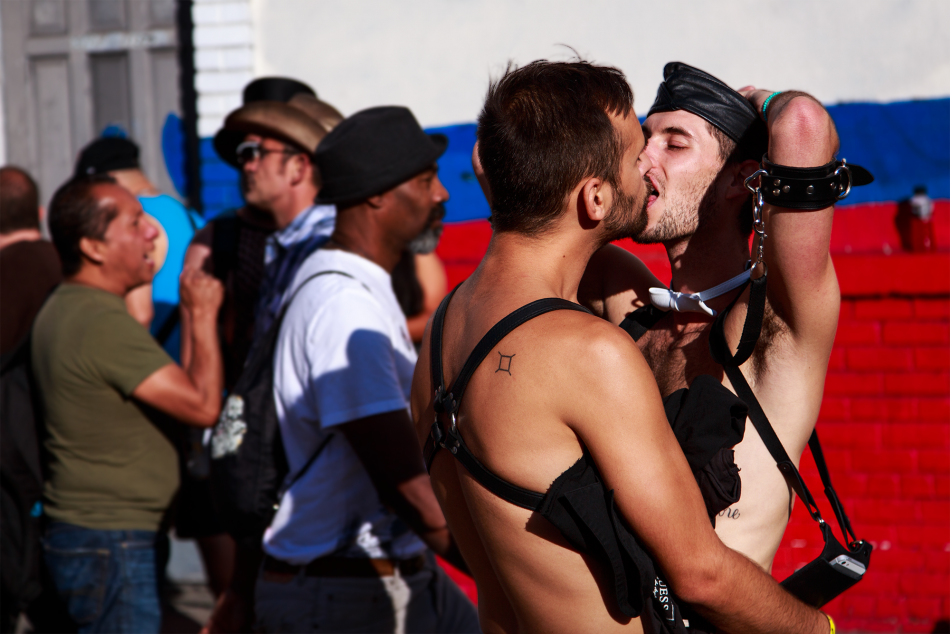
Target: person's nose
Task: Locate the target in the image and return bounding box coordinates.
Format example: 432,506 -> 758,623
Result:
433,176 -> 449,203
144,222 -> 159,241
639,149 -> 654,176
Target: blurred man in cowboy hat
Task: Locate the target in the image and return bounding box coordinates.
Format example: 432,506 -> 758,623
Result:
212,88 -> 344,338
252,106 -> 478,633
181,78 -> 343,633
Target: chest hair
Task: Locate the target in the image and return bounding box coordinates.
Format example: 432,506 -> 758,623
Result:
638,299 -> 786,398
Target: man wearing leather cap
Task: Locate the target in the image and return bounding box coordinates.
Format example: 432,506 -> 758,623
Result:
580,62 -> 872,572
254,106 -> 478,633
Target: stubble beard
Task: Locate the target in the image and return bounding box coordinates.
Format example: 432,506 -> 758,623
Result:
632,169 -> 718,245
602,181 -> 649,244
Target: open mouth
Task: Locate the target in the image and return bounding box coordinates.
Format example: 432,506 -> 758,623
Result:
645,176 -> 659,208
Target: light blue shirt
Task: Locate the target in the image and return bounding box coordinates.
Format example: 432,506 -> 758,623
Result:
254,203 -> 336,339
140,194 -> 204,361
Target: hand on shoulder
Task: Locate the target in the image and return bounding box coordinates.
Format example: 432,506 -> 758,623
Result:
579,244 -> 664,324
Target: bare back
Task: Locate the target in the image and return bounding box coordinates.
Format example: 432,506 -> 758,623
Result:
412,279 -> 649,633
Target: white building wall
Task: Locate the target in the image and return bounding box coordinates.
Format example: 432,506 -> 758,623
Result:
246,0 -> 950,127
193,0 -> 254,137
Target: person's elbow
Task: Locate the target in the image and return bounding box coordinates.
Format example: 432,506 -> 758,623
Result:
176,396 -> 221,428
776,97 -> 838,153
664,545 -> 732,608
192,406 -> 221,428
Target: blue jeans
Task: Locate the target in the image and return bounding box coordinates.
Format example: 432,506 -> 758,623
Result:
42,522 -> 161,634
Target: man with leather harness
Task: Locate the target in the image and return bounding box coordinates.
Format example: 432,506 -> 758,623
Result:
412,59 -> 834,633
579,63 -> 873,577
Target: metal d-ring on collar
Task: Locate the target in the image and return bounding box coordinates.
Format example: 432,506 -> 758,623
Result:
833,160 -> 853,201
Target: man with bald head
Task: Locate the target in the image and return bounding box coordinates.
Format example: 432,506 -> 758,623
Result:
0,166 -> 61,354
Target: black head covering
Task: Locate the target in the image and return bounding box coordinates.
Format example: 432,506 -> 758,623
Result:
242,77 -> 315,104
315,106 -> 447,206
648,62 -> 759,143
74,137 -> 140,177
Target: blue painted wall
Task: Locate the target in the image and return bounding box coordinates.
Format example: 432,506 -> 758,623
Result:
165,98 -> 950,222
827,98 -> 949,206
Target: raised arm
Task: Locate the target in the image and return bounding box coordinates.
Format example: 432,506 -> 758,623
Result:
742,88 -> 841,347
133,268 -> 224,426
178,225 -> 215,368
569,322 -> 827,633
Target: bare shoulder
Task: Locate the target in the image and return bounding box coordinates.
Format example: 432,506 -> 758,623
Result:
538,309 -> 659,404
579,244 -> 663,325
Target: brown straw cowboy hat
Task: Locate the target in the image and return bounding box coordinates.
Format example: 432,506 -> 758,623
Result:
214,94 -> 344,167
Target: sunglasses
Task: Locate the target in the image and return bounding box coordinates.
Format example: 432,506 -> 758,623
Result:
235,141 -> 300,165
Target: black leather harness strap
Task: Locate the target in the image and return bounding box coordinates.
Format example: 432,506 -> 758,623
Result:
707,275 -> 860,544
708,274 -> 767,368
424,289 -> 591,510
618,303 -> 670,342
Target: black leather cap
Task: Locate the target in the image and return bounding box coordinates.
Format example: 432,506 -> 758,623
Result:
74,137 -> 139,177
648,62 -> 759,143
315,106 -> 447,206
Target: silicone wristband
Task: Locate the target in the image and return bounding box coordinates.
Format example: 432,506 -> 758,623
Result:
762,91 -> 782,122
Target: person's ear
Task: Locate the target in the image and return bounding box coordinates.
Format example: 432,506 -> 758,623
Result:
365,191 -> 387,209
288,154 -> 309,187
471,141 -> 492,206
580,176 -> 609,223
78,236 -> 107,265
38,206 -> 46,222
724,159 -> 761,202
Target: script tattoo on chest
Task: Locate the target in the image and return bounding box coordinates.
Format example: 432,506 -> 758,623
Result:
496,352 -> 515,375
718,507 -> 740,520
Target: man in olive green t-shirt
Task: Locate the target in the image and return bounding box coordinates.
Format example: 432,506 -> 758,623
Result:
32,175 -> 223,634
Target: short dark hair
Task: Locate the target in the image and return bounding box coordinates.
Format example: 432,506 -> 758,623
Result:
47,175 -> 119,276
706,120 -> 768,237
0,166 -> 41,234
477,60 -> 634,236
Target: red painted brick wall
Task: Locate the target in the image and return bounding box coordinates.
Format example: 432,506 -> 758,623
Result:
434,202 -> 950,631
771,275 -> 950,632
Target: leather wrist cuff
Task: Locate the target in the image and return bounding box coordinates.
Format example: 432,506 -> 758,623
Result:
760,155 -> 874,210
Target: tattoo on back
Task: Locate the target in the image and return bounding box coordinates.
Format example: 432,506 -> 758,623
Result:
496,352 -> 515,375
718,507 -> 740,520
